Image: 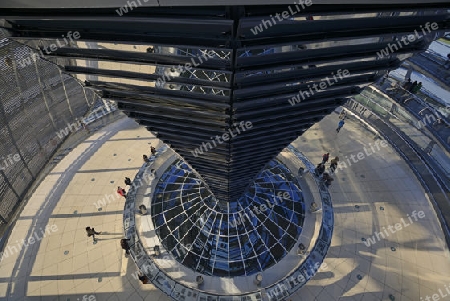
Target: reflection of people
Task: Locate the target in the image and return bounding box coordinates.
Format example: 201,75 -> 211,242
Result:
205,243 -> 212,258
411,82 -> 422,94
402,78 -> 412,90
409,81 -> 418,92
445,53 -> 450,69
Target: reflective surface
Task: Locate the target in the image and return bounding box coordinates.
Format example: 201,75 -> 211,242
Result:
151,159 -> 305,277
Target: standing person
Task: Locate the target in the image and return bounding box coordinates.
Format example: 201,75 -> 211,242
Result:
339,110 -> 346,120
298,167 -> 305,177
322,153 -> 330,164
86,227 -> 101,242
117,186 -> 127,198
336,119 -> 345,133
138,273 -> 149,284
310,202 -> 320,212
150,146 -> 156,156
143,154 -> 149,163
323,173 -> 334,187
124,177 -> 132,186
329,156 -> 339,173
314,163 -> 325,177
120,238 -> 131,255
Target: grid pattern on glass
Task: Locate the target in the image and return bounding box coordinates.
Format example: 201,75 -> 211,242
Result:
151,159 -> 305,277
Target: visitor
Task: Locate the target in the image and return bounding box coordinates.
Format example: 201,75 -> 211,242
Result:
120,238 -> 131,255
310,202 -> 320,212
117,186 -> 127,198
329,156 -> 339,173
86,227 -> 101,242
315,163 -> 325,177
143,154 -> 149,163
150,146 -> 156,156
322,153 -> 330,164
124,177 -> 132,186
138,273 -> 149,284
336,119 -> 345,133
298,167 -> 305,177
322,173 -> 334,187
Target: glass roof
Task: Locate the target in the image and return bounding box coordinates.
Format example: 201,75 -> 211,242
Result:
152,158 -> 305,277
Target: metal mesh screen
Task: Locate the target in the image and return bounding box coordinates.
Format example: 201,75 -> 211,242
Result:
0,34 -> 93,229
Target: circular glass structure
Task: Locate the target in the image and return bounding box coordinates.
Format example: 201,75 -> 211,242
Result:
151,158 -> 305,277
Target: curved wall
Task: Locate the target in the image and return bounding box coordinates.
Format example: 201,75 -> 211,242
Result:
0,34 -> 95,232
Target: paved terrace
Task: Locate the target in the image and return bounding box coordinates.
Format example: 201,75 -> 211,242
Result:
0,113 -> 449,301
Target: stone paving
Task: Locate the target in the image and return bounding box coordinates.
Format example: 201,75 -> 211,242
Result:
0,112 -> 449,301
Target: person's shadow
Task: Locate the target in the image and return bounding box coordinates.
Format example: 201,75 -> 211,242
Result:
95,236 -> 123,241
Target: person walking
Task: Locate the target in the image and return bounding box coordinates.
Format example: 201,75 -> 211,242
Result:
86,227 -> 101,242
117,186 -> 127,198
150,146 -> 156,156
322,153 -> 330,164
315,163 -> 325,177
143,154 -> 149,163
336,119 -> 345,133
329,156 -> 339,173
339,110 -> 346,120
124,177 -> 132,186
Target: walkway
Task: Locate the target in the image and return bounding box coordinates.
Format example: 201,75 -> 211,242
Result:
0,112 -> 449,301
